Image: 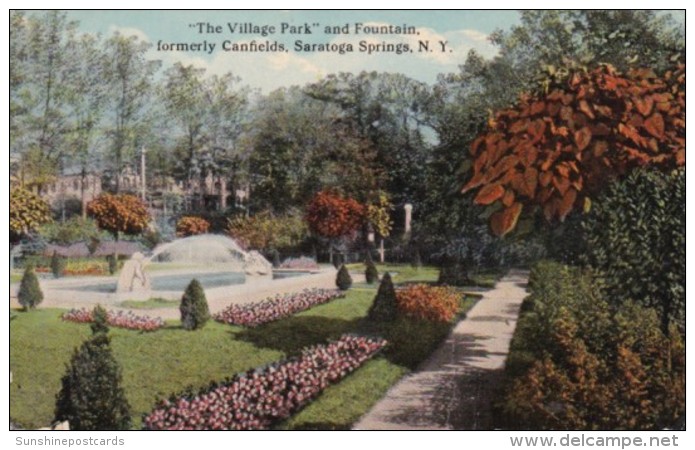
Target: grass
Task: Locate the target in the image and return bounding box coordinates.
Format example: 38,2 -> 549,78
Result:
119,298 -> 179,309
10,263 -> 485,430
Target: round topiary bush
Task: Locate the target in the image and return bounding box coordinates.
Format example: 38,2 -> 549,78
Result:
18,265 -> 43,310
180,279 -> 210,330
368,272 -> 397,323
365,259 -> 379,284
335,265 -> 352,291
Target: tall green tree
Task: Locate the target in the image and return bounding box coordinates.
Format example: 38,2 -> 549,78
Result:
305,71 -> 432,205
161,64 -> 249,210
102,33 -> 160,192
11,11 -> 78,188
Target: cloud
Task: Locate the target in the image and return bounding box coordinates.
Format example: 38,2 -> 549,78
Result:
108,25 -> 150,42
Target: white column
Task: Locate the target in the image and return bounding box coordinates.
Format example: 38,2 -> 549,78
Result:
404,203 -> 413,236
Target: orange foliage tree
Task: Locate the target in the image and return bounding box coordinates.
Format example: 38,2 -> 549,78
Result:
462,63 -> 685,236
86,194 -> 150,241
305,190 -> 364,262
176,216 -> 210,237
305,190 -> 364,238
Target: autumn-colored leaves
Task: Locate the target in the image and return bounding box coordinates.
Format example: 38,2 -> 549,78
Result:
463,63 -> 685,236
86,194 -> 151,239
305,190 -> 365,239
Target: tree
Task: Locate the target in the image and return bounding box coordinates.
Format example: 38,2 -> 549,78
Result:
491,11 -> 684,82
17,265 -> 43,310
305,190 -> 364,264
161,64 -> 248,210
102,33 -> 160,192
305,71 -> 432,205
62,32 -> 109,217
335,265 -> 353,291
11,11 -> 78,188
86,193 -> 151,241
247,87 -> 380,213
176,216 -> 210,237
55,306 -> 131,430
226,209 -> 308,253
10,187 -> 51,243
462,63 -> 684,236
180,279 -> 210,330
582,169 -> 685,333
368,272 -> 397,322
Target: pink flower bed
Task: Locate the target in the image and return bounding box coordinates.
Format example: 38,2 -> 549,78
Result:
61,308 -> 164,332
214,288 -> 344,327
143,335 -> 387,430
279,256 -> 320,270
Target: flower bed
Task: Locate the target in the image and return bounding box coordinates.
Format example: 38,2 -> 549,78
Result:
279,256 -> 320,270
143,335 -> 387,430
61,308 -> 164,332
214,288 -> 344,327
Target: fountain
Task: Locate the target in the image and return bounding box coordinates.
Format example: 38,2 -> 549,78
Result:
116,234 -> 272,294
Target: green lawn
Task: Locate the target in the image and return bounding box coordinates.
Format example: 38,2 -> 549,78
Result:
10,264 -> 481,430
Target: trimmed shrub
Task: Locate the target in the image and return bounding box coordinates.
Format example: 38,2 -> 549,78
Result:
107,254 -> 117,275
368,272 -> 397,323
50,250 -> 66,278
54,325 -> 131,430
90,305 -> 110,335
17,266 -> 43,310
365,259 -> 379,284
498,261 -> 685,430
396,284 -> 460,323
582,168 -> 685,332
335,265 -> 352,291
180,279 -> 210,330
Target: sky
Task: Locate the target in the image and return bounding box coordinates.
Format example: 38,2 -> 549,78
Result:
65,10 -> 522,92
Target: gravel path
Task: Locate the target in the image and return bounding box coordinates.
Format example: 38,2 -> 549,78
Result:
353,270 -> 528,430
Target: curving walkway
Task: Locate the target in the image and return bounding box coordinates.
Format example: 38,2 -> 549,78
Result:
353,270 -> 528,430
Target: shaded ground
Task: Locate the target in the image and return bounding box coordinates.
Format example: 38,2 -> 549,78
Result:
353,270 -> 528,430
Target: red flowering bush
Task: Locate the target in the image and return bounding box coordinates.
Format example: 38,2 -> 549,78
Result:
143,335 -> 387,430
176,216 -> 210,237
62,308 -> 164,332
278,257 -> 320,270
396,284 -> 460,323
214,289 -> 344,327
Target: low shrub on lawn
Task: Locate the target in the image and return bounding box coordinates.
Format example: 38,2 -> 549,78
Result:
143,335 -> 387,430
214,289 -> 344,327
396,284 -> 459,323
62,308 -> 164,332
